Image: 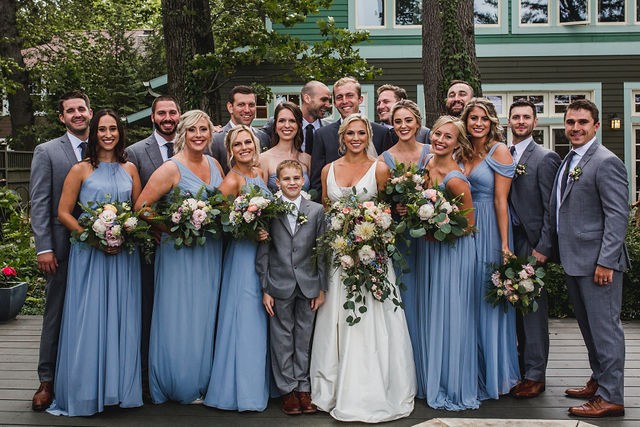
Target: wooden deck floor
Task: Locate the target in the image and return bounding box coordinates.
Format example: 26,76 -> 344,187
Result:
0,316 -> 637,426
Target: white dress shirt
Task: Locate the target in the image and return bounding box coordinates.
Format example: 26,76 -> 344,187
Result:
555,136 -> 597,231
67,132 -> 86,162
153,130 -> 175,162
282,194 -> 302,233
510,136 -> 533,164
302,118 -> 322,152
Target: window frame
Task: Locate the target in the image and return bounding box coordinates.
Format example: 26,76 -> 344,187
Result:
518,0 -> 552,27
558,0 -> 590,25
595,0 -> 628,25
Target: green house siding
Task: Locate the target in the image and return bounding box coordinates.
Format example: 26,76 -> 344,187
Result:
272,0 -> 349,42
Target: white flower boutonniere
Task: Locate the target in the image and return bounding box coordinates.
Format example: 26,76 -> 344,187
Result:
569,166 -> 582,182
297,212 -> 308,226
515,163 -> 527,176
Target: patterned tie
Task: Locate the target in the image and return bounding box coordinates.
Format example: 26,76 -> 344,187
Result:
166,142 -> 174,159
304,124 -> 314,155
79,141 -> 88,160
560,150 -> 576,198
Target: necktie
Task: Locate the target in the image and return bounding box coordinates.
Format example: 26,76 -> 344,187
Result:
304,124 -> 314,155
560,150 -> 576,198
509,145 -> 516,157
79,141 -> 87,160
166,142 -> 174,159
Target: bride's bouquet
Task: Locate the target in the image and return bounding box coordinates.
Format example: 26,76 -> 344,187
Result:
318,189 -> 403,326
382,161 -> 426,206
485,254 -> 546,315
222,185 -> 292,240
72,198 -> 155,261
151,186 -> 225,249
399,184 -> 472,242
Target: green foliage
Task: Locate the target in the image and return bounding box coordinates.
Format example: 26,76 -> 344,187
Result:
0,52 -> 23,95
0,187 -> 45,314
437,0 -> 481,96
542,262 -> 573,318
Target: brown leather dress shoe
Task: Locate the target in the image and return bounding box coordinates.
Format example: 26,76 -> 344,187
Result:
565,378 -> 598,398
569,396 -> 624,417
32,381 -> 53,411
509,381 -> 523,395
512,379 -> 545,398
296,391 -> 317,414
281,391 -> 302,415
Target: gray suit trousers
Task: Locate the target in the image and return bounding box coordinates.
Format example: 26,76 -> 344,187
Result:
513,226 -> 549,382
565,273 -> 625,405
269,286 -> 316,395
38,260 -> 69,382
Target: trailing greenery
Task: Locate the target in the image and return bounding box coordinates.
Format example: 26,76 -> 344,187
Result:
0,187 -> 45,315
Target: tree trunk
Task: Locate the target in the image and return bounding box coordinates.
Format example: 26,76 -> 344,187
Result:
161,0 -> 216,117
422,0 -> 481,127
0,0 -> 35,150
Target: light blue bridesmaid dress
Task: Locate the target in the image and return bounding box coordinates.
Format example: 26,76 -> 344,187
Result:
266,171 -> 310,193
48,162 -> 142,416
381,144 -> 430,399
204,171 -> 272,411
466,143 -> 520,399
149,156 -> 223,404
421,163 -> 479,410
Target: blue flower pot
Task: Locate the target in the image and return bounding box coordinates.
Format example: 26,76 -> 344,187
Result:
0,282 -> 28,322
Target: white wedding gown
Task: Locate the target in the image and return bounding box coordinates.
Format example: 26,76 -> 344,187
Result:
310,161 -> 416,423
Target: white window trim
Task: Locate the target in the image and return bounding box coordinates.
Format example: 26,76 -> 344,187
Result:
623,82 -> 640,200
558,0 -> 590,25
631,125 -> 640,201
595,0 -> 628,25
518,0 -> 552,27
355,0 -> 387,29
474,0 -> 503,28
392,0 -> 422,28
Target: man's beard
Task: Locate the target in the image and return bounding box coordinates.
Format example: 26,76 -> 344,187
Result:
310,105 -> 331,120
154,120 -> 176,136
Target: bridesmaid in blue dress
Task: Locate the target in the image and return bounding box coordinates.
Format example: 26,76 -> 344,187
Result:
204,125 -> 271,411
135,110 -> 225,404
50,109 -> 143,416
259,102 -> 311,193
421,116 -> 479,410
378,100 -> 430,398
460,98 -> 520,399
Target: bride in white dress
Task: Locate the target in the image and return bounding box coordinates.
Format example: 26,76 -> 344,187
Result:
310,114 -> 416,423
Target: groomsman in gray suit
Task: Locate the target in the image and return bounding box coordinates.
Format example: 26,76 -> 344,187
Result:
208,85 -> 271,173
256,160 -> 326,415
125,94 -> 181,399
30,91 -> 92,410
376,84 -> 430,144
262,81 -> 333,155
506,100 -> 561,398
541,99 -> 629,417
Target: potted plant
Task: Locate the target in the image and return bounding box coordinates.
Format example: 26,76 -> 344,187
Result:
0,266 -> 28,322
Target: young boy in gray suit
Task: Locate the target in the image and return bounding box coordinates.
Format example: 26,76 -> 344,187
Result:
255,159 -> 326,415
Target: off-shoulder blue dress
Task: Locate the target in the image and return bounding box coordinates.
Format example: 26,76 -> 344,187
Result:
466,143 -> 519,399
204,171 -> 272,411
149,156 -> 223,404
48,162 -> 142,416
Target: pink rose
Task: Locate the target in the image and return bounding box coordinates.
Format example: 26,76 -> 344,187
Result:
247,204 -> 258,213
1,266 -> 17,276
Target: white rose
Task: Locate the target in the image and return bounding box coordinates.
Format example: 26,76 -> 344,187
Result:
183,198 -> 198,211
98,210 -> 116,225
243,211 -> 256,223
340,255 -> 354,269
520,278 -> 535,293
331,216 -> 344,231
441,201 -> 453,214
250,196 -> 269,209
417,204 -> 435,221
124,217 -> 138,230
518,269 -> 529,280
411,174 -> 423,184
358,245 -> 375,263
375,212 -> 392,230
92,219 -> 108,235
110,224 -> 121,236
196,200 -> 206,208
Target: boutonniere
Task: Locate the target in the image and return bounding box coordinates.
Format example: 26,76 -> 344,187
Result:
569,166 -> 582,182
515,163 -> 527,176
296,212 -> 308,226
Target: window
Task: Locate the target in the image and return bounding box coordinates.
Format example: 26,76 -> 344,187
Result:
520,0 -> 549,24
486,94 -> 505,115
396,0 -> 421,25
634,92 -> 640,114
255,96 -> 268,119
357,0 -> 385,27
552,127 -> 572,158
559,0 -> 589,24
512,94 -> 546,115
635,127 -> 640,200
553,93 -> 587,115
274,93 -> 301,106
637,0 -> 640,22
598,0 -> 625,23
475,0 -> 500,25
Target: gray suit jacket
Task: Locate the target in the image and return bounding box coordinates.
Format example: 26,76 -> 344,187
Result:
29,134 -> 79,261
545,140 -> 630,276
255,198 -> 327,299
126,134 -> 164,188
509,141 -> 561,258
208,122 -> 270,174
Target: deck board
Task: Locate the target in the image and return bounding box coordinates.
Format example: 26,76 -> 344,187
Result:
0,315 -> 636,426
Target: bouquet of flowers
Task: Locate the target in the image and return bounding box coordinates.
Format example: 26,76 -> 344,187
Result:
382,161 -> 426,206
399,185 -> 472,242
485,254 -> 546,315
72,198 -> 155,261
151,186 -> 225,249
319,189 -> 403,326
222,185 -> 292,240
